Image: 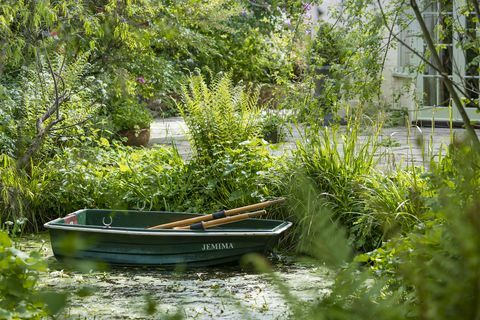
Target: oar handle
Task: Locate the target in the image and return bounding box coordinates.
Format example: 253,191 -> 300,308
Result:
148,213 -> 218,230
174,210 -> 266,230
223,197 -> 285,216
147,198 -> 285,230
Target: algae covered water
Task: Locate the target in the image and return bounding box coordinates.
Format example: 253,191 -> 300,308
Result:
18,233 -> 332,319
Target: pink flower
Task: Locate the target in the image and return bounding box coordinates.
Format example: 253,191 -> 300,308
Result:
303,3 -> 312,11
136,76 -> 146,84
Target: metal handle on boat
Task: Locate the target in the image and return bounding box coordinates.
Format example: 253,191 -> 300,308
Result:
147,198 -> 285,230
173,210 -> 267,230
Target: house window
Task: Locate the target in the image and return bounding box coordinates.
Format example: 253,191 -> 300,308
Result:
464,11 -> 479,109
411,0 -> 479,112
396,26 -> 416,75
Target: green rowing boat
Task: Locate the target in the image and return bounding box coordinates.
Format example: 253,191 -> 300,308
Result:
44,209 -> 292,267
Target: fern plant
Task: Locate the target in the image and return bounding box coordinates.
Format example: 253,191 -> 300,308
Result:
178,73 -> 261,163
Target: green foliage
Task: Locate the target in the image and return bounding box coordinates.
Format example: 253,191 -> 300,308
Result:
177,73 -> 285,210
247,140 -> 480,320
16,141 -> 283,225
0,85 -> 18,157
286,176 -> 352,268
293,111 -> 431,251
189,139 -> 284,211
39,145 -> 190,216
261,112 -> 285,143
358,169 -> 430,246
294,111 -> 382,250
360,140 -> 480,319
292,1 -> 386,121
0,231 -> 53,319
179,73 -> 262,163
0,155 -> 42,232
311,22 -> 347,66
1,51 -> 106,161
111,99 -> 153,131
1,0 -> 300,111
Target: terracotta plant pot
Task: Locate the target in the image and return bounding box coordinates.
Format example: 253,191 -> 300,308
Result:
263,129 -> 280,144
118,128 -> 150,147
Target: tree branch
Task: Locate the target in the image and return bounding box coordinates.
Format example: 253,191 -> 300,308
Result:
17,53 -> 68,171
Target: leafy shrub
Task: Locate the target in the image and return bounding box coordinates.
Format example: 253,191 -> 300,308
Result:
0,155 -> 44,231
0,85 -> 18,157
0,231 -> 67,319
311,22 -> 348,66
188,139 -> 285,211
358,169 -> 430,248
35,141 -> 284,221
252,141 -> 480,319
358,140 -> 480,319
261,112 -> 285,143
179,73 -> 262,163
178,73 -> 285,210
39,145 -> 189,217
111,99 -> 153,131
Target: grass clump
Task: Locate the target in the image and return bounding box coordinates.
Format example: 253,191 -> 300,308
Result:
248,139 -> 480,320
292,109 -> 429,251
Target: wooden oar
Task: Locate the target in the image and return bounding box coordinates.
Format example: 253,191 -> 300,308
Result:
174,210 -> 266,230
147,198 -> 284,230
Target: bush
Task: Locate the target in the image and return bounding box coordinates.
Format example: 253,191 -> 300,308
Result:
39,145 -> 189,217
358,139 -> 480,319
178,73 -> 284,211
249,141 -> 479,320
261,112 -> 285,143
32,140 -> 284,223
0,155 -> 45,232
111,99 -> 153,131
0,231 -> 66,319
179,73 -> 262,164
0,85 -> 18,157
293,112 -> 382,251
188,139 -> 285,211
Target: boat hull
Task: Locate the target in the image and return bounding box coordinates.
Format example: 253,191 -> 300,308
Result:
45,209 -> 291,267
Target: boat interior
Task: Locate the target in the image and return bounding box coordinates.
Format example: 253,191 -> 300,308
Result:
51,209 -> 288,231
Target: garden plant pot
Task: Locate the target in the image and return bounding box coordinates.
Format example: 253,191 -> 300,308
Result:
314,65 -> 331,97
263,129 -> 280,144
118,128 -> 150,147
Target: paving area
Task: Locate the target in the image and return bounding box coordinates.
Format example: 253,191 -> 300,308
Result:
149,117 -> 479,170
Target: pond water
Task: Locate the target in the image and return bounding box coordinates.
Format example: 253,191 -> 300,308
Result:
18,234 -> 332,319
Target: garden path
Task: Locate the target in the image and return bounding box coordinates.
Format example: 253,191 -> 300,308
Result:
149,117 -> 480,169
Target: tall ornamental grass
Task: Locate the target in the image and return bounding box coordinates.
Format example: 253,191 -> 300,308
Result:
293,109 -> 429,251
248,140 -> 480,319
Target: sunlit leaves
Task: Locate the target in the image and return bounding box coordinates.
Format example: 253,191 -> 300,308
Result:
0,231 -> 52,319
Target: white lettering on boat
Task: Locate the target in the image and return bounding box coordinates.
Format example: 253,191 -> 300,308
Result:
202,243 -> 234,251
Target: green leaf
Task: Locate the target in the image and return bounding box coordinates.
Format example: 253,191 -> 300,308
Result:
37,292 -> 68,315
